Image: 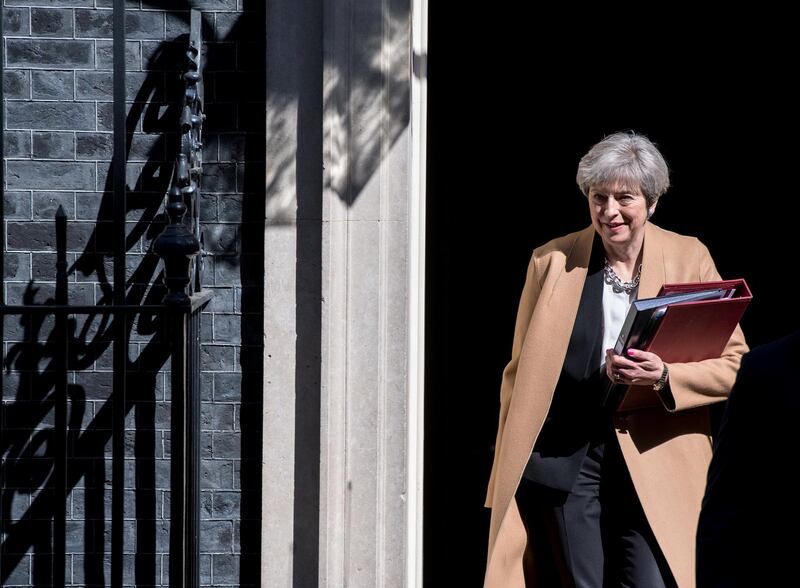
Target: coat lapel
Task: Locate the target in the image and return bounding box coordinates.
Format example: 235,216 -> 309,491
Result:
638,221 -> 667,299
486,225 -> 595,564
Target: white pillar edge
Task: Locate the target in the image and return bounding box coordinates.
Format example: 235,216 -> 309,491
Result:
408,0 -> 428,586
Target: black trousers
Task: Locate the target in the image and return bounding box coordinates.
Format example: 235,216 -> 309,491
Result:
515,434 -> 677,588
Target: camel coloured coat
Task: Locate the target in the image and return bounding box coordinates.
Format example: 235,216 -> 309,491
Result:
483,221 -> 748,588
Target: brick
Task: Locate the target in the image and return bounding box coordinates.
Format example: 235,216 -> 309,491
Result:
31,252 -> 58,280
6,220 -> 94,253
211,491 -> 241,518
5,0 -> 92,5
1,192 -> 32,220
3,7 -> 30,36
200,521 -> 234,553
214,257 -> 241,286
165,11 -> 190,37
6,102 -> 95,131
74,9 -> 112,38
96,161 -> 113,191
202,404 -> 234,431
217,194 -> 243,222
201,458 -> 234,489
199,193 -> 218,221
212,554 -> 239,583
215,12 -> 243,39
4,70 -> 31,99
76,133 -> 114,160
95,40 -> 142,71
75,71 -> 114,101
126,11 -> 165,40
194,0 -> 237,8
198,554 -> 213,584
201,371 -> 214,402
4,252 -> 31,281
68,282 -> 96,304
129,132 -> 165,161
205,223 -> 238,254
213,373 -> 241,401
202,313 -> 214,342
213,432 -> 241,458
75,192 -> 104,219
32,191 -> 75,220
38,250 -> 75,282
32,131 -> 75,159
7,161 -> 95,191
31,70 -> 74,100
201,345 -> 236,371
4,130 -> 32,158
97,102 -> 114,131
30,8 -> 74,37
98,101 -> 140,132
141,40 -> 184,72
213,314 -> 240,344
6,39 -> 94,69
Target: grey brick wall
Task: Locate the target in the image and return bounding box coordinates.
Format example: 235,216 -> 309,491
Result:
2,1 -> 264,586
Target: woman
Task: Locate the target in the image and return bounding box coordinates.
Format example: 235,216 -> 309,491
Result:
483,132 -> 748,588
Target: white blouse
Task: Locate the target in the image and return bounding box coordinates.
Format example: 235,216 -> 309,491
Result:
599,279 -> 638,372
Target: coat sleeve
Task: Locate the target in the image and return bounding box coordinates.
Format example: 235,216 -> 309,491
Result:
656,239 -> 749,412
484,249 -> 542,508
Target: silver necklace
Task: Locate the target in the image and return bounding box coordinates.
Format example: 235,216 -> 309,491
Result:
603,259 -> 642,294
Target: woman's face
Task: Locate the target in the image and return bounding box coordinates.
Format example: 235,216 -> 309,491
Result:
587,182 -> 654,250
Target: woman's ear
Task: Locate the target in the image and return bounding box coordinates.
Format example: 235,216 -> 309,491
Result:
648,199 -> 658,219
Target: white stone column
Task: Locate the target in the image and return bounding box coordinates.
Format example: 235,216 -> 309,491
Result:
262,0 -> 417,586
320,0 -> 412,586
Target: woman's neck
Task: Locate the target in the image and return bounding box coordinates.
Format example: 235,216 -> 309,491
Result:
604,240 -> 644,281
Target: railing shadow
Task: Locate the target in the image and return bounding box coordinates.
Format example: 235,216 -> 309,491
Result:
0,4 -> 268,585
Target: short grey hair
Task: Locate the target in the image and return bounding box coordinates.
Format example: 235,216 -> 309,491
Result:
576,131 -> 670,207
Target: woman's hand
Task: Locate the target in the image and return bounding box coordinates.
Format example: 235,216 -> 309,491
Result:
605,348 -> 666,387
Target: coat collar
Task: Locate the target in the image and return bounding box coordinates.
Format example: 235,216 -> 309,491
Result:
559,221 -> 666,303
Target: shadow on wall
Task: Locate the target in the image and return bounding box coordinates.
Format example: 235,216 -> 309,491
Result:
1,2 -> 266,585
1,0 -> 410,585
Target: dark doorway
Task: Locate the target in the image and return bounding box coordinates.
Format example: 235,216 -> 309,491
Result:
424,11 -> 798,586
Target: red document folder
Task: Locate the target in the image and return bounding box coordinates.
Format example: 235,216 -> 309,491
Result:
615,278 -> 752,412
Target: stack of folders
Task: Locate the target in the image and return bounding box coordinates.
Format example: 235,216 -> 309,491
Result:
603,278 -> 752,412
